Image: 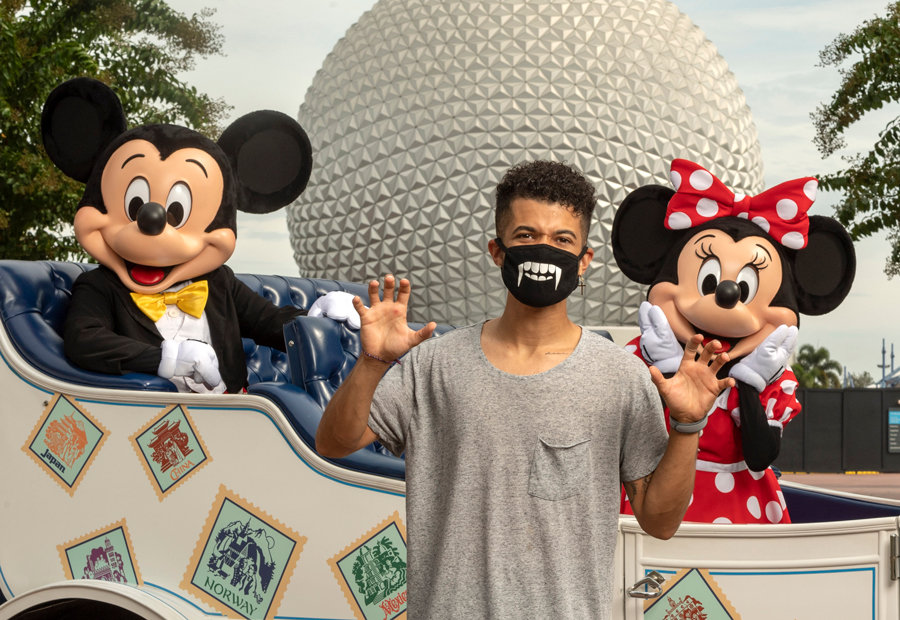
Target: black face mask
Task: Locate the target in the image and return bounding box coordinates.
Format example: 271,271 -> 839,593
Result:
495,238 -> 588,308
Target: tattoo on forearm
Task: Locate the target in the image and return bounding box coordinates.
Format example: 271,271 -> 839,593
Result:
627,480 -> 638,499
628,472 -> 654,501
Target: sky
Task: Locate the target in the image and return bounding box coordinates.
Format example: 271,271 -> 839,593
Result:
170,0 -> 900,380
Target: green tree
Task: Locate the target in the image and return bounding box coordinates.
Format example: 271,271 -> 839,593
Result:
812,1 -> 900,277
851,370 -> 874,387
0,0 -> 229,261
792,344 -> 843,388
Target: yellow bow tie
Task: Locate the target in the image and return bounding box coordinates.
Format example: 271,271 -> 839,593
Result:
130,281 -> 209,322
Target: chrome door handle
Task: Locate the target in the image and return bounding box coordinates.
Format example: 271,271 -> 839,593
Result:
626,570 -> 666,599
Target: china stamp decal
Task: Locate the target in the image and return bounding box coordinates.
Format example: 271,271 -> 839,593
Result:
643,568 -> 741,620
130,404 -> 211,500
181,485 -> 305,619
23,393 -> 109,496
328,511 -> 408,620
57,519 -> 142,585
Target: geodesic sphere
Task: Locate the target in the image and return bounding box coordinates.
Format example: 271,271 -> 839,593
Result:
288,0 -> 764,326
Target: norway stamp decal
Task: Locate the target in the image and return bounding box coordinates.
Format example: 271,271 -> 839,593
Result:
181,485 -> 305,620
23,393 -> 109,496
328,512 -> 408,620
131,404 -> 211,500
58,519 -> 142,584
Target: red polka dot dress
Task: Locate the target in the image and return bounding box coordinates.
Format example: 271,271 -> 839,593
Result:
620,335 -> 801,524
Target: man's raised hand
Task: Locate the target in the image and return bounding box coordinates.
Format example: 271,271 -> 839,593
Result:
352,275 -> 436,364
648,335 -> 735,424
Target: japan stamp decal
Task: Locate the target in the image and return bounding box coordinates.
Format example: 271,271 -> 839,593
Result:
643,568 -> 741,620
23,393 -> 109,496
57,519 -> 142,585
181,485 -> 305,620
328,511 -> 408,620
130,404 -> 211,500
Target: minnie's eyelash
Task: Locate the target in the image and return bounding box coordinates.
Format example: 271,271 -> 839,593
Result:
695,241 -> 715,261
751,253 -> 768,270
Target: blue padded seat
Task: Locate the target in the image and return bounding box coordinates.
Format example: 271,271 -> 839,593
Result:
282,316 -> 457,465
283,316 -> 458,409
0,259 -> 407,480
0,261 -> 172,391
233,273 -> 369,384
781,484 -> 900,523
0,260 -> 370,391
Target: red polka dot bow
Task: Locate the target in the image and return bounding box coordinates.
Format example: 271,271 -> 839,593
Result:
665,159 -> 818,250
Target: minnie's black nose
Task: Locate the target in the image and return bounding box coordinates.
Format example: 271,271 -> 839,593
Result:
715,280 -> 741,309
137,202 -> 167,236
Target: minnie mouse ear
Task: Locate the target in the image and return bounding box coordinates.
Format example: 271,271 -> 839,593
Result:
217,111 -> 313,214
612,185 -> 681,284
791,215 -> 856,315
41,78 -> 127,183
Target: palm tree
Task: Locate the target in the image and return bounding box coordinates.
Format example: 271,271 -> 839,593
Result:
792,344 -> 842,388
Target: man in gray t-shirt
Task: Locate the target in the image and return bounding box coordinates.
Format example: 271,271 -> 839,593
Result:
368,323 -> 667,617
316,161 -> 734,619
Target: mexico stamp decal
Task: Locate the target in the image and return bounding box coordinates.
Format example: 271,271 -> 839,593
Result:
130,404 -> 211,500
23,393 -> 109,496
57,519 -> 142,585
643,568 -> 741,619
181,485 -> 305,619
328,512 -> 408,620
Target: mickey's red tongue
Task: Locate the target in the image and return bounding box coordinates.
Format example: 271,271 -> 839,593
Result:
702,336 -> 731,354
131,265 -> 165,286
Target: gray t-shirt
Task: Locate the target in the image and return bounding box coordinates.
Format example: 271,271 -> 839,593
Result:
368,322 -> 668,619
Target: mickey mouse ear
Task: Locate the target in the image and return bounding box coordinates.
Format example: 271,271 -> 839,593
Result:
792,215 -> 856,315
217,110 -> 313,214
41,78 -> 127,183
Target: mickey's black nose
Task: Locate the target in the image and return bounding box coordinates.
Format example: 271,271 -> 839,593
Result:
137,202 -> 167,236
715,280 -> 741,309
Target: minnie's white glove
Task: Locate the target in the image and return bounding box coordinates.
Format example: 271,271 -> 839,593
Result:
158,340 -> 223,387
308,291 -> 362,330
729,324 -> 798,393
637,301 -> 683,374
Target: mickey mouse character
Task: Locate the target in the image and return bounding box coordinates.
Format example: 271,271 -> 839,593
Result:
614,159 -> 855,524
42,78 -> 358,394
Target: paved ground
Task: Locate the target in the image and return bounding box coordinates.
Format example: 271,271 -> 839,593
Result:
780,473 -> 900,501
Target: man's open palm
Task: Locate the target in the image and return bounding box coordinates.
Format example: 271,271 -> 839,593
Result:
649,335 -> 734,423
352,275 -> 436,362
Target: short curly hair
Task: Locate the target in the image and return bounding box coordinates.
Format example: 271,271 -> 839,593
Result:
495,160 -> 597,241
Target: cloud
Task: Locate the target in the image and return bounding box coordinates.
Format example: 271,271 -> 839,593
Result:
173,0 -> 376,122
230,211 -> 297,276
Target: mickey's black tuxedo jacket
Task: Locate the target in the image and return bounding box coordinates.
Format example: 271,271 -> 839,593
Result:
64,265 -> 305,393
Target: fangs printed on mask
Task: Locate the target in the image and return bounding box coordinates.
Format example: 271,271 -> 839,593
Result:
495,239 -> 588,308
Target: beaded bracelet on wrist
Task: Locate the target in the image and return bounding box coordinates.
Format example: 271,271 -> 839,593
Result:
362,349 -> 401,365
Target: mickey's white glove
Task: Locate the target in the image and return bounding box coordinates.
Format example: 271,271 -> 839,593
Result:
729,324 -> 798,393
637,301 -> 683,374
308,291 -> 362,330
183,375 -> 227,395
158,340 -> 223,387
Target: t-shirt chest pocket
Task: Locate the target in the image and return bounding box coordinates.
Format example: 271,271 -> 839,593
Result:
528,435 -> 592,501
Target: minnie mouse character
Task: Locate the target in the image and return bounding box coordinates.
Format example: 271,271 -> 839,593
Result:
42,78 -> 358,394
614,159 -> 856,524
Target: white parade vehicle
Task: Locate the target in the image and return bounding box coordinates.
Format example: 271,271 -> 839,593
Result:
1,261 -> 898,620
